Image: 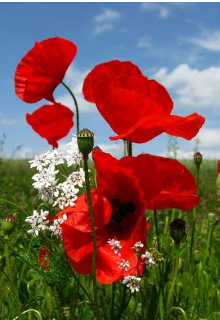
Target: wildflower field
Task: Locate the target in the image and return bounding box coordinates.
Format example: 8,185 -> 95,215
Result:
0,36 -> 220,320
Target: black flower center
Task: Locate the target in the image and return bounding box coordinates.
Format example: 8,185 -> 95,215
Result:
110,197 -> 135,224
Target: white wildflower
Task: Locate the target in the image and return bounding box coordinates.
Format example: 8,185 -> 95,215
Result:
65,135 -> 83,167
108,239 -> 122,256
132,241 -> 144,252
47,150 -> 64,166
141,251 -> 155,266
122,276 -> 141,293
29,152 -> 51,171
67,168 -> 85,188
49,214 -> 67,237
32,164 -> 59,190
53,181 -> 79,209
118,259 -> 130,271
25,209 -> 49,236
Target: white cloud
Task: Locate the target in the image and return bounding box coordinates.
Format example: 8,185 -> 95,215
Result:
196,128 -> 220,149
93,24 -> 114,35
141,3 -> 170,19
56,64 -> 95,113
99,142 -> 123,158
190,30 -> 220,52
153,64 -> 220,111
93,8 -> 121,35
0,113 -> 18,126
137,36 -> 152,49
94,9 -> 120,23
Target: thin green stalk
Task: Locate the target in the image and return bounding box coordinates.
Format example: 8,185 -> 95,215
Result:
12,309 -> 42,320
83,154 -> 100,319
123,140 -> 127,157
117,287 -> 127,320
0,198 -> 28,216
153,210 -> 166,314
68,265 -> 93,301
110,283 -> 115,320
127,141 -> 132,156
166,245 -> 180,309
61,81 -> 80,134
17,235 -> 33,289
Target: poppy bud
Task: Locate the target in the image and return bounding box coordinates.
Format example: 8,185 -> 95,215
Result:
1,214 -> 17,236
170,218 -> 186,245
194,152 -> 203,167
77,128 -> 94,156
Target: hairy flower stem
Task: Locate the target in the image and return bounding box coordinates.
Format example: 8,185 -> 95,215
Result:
189,165 -> 200,265
127,141 -> 132,156
61,81 -> 80,134
83,154 -> 100,319
153,210 -> 166,312
4,237 -> 21,316
17,235 -> 33,289
167,245 -> 180,309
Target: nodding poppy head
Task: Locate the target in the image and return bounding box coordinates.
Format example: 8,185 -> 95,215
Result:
26,103 -> 74,148
15,37 -> 77,103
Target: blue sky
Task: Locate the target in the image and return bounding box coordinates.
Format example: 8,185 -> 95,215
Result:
1,2 -> 220,159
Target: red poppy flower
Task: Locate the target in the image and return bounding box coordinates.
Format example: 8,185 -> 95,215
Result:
38,245 -> 50,268
218,161 -> 220,174
15,37 -> 77,103
60,150 -> 198,284
83,60 -> 205,143
26,103 -> 74,148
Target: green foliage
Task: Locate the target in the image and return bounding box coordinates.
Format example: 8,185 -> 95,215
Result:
0,159 -> 220,319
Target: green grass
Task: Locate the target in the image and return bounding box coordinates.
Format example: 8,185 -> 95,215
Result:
0,159 -> 220,320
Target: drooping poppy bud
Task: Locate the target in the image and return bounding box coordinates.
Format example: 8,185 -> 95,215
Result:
169,218 -> 186,245
1,214 -> 17,236
194,152 -> 203,168
77,129 -> 94,156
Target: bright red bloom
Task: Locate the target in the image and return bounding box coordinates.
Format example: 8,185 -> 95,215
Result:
218,161 -> 220,174
83,60 -> 205,143
60,150 -> 198,284
38,245 -> 50,268
15,37 -> 77,103
26,103 -> 74,148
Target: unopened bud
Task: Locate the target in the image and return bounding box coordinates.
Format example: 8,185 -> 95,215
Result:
77,129 -> 94,156
194,152 -> 203,167
1,214 -> 17,235
170,218 -> 186,245
208,212 -> 215,223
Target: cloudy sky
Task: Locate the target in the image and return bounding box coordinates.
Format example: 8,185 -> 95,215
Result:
1,2 -> 220,159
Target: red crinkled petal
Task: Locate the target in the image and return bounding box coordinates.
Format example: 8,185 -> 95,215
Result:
92,75 -> 174,135
26,103 -> 74,148
120,153 -> 199,210
94,150 -> 199,210
15,37 -> 77,103
110,113 -> 205,143
60,189 -> 112,233
83,60 -> 143,103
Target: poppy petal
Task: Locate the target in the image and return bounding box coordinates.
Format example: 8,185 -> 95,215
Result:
83,60 -> 142,103
15,37 -> 77,103
26,103 -> 74,148
110,113 -> 205,143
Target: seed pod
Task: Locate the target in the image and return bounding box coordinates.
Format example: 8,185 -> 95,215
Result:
194,152 -> 203,167
170,218 -> 186,245
77,128 -> 94,156
1,214 -> 17,236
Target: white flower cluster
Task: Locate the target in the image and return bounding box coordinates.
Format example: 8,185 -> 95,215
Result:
141,251 -> 155,266
25,209 -> 49,236
49,214 -> 68,237
132,241 -> 144,252
108,239 -> 122,256
25,209 -> 67,237
29,137 -> 85,210
122,276 -> 141,293
118,259 -> 130,271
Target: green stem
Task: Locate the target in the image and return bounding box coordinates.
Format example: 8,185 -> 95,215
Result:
61,81 -> 80,134
110,283 -> 115,320
0,198 -> 28,216
167,245 -> 180,309
153,210 -> 166,314
127,141 -> 132,156
12,309 -> 42,320
123,140 -> 127,157
167,307 -> 187,320
83,154 -> 100,319
17,235 -> 33,289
